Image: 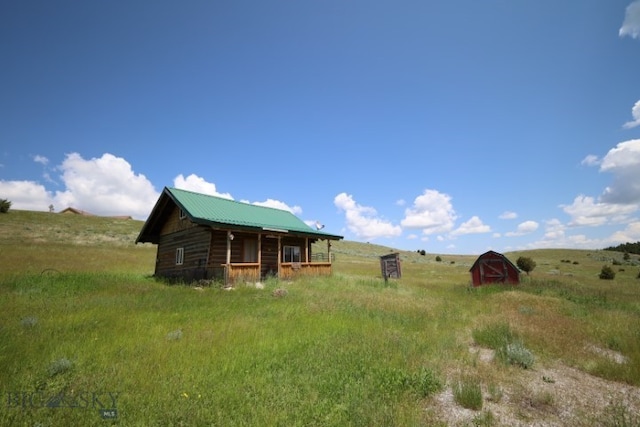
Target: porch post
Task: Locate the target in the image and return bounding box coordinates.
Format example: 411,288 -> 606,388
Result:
258,233 -> 262,276
226,230 -> 232,285
277,236 -> 282,278
328,240 -> 333,264
304,237 -> 309,263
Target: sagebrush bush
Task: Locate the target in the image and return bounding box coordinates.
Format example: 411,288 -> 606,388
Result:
166,329 -> 183,341
21,316 -> 38,328
474,323 -> 535,369
497,341 -> 535,369
48,358 -> 73,377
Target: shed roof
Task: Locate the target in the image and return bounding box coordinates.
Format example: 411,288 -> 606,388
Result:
136,187 -> 343,244
469,250 -> 519,272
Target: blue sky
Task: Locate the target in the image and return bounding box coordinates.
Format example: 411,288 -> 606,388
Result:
2,0 -> 640,255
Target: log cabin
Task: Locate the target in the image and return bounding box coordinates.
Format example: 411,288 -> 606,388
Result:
136,187 -> 343,285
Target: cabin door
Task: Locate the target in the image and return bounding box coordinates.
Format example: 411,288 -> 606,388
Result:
479,259 -> 507,283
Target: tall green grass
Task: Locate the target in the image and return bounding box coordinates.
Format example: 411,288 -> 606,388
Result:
1,273 -> 445,426
2,211 -> 640,425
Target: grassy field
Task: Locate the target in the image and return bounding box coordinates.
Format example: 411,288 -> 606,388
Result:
1,210 -> 639,426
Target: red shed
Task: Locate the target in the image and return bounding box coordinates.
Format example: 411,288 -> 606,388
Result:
469,250 -> 520,286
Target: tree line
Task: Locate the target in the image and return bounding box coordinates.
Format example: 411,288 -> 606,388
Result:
604,241 -> 640,255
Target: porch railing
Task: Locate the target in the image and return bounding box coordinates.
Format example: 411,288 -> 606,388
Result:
225,263 -> 261,284
223,262 -> 333,285
279,262 -> 333,280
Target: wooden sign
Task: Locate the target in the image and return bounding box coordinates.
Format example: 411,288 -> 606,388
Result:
380,253 -> 401,279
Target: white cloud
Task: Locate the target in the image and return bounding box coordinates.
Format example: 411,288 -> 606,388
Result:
395,199 -> 406,206
563,140 -> 640,229
561,195 -> 637,226
0,153 -> 159,219
252,198 -> 302,215
33,155 -> 49,165
599,139 -> 640,204
400,189 -> 457,235
525,233 -> 601,250
620,0 -> 640,39
0,180 -> 54,211
542,218 -> 566,240
581,155 -> 600,167
55,153 -> 159,219
451,216 -> 491,236
623,100 -> 640,129
505,220 -> 539,237
600,139 -> 640,171
499,211 -> 518,220
175,173 -> 303,214
609,221 -> 640,244
174,174 -> 233,200
334,192 -> 402,241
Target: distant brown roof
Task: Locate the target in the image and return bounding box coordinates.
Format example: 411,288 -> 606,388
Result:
59,207 -> 94,216
59,207 -> 132,220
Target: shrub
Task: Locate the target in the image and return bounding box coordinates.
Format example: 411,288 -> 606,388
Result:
166,329 -> 183,341
599,265 -> 616,280
48,358 -> 73,377
474,323 -> 535,369
0,199 -> 11,213
21,316 -> 38,328
435,256 -> 442,262
516,256 -> 536,275
272,288 -> 288,298
497,341 -> 535,369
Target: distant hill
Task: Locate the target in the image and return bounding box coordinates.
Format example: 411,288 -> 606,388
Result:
603,241 -> 640,255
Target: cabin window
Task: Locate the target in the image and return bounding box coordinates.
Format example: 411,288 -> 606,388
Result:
283,245 -> 301,263
244,239 -> 258,263
176,247 -> 184,265
179,208 -> 187,220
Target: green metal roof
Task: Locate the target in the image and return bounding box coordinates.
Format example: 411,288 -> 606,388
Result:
136,187 -> 343,243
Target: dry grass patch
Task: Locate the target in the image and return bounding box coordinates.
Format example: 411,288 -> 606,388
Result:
488,291 -> 592,361
431,360 -> 640,427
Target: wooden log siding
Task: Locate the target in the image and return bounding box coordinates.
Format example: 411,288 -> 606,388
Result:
153,209 -> 335,284
156,227 -> 211,280
138,187 -> 343,284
